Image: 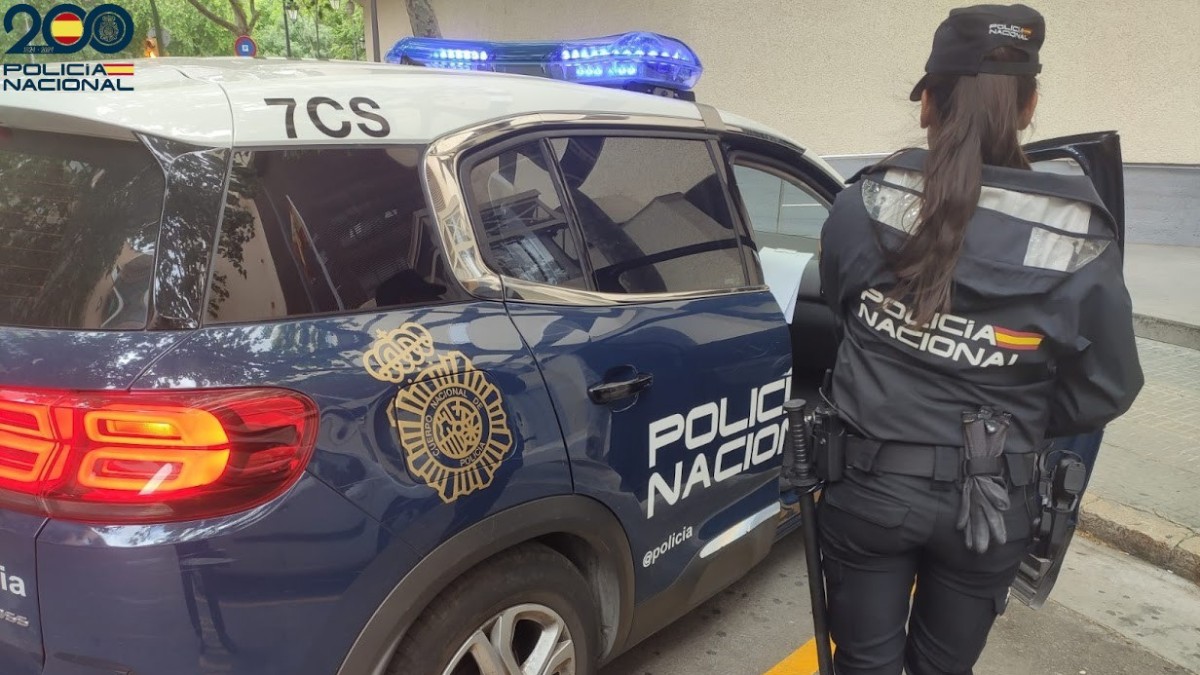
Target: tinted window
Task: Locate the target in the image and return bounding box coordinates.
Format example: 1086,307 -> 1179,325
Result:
554,136 -> 746,294
0,127 -> 164,329
467,141 -> 586,288
733,163 -> 828,254
207,146 -> 467,323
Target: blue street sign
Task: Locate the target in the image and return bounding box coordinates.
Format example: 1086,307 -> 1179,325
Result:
235,35 -> 257,57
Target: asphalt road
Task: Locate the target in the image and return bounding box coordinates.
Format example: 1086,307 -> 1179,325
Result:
603,536 -> 1200,675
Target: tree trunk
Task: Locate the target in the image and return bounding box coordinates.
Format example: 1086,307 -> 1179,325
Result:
406,0 -> 441,38
148,0 -> 167,56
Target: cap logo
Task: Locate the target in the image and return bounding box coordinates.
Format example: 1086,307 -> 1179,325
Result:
988,24 -> 1032,40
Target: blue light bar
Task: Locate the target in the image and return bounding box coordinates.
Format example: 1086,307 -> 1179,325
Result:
386,32 -> 703,94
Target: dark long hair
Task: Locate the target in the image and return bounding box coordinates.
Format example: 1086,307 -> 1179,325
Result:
888,47 -> 1039,323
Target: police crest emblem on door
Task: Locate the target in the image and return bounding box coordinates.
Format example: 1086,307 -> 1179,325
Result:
364,324 -> 514,503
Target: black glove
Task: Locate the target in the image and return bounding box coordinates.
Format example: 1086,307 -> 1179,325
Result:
957,471 -> 1010,554
957,408 -> 1013,554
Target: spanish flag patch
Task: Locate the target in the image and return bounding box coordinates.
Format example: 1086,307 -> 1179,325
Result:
102,63 -> 135,77
993,327 -> 1044,351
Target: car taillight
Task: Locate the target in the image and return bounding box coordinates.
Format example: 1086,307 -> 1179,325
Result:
0,388 -> 318,524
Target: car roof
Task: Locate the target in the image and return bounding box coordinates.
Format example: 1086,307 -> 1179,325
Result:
0,57 -> 840,178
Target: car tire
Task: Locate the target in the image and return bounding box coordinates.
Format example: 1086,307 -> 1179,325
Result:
386,542 -> 600,675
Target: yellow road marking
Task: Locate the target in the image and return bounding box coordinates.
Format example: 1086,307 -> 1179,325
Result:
768,577 -> 913,673
763,637 -> 827,675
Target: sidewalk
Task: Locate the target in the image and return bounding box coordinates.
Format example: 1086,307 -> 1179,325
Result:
1078,244 -> 1200,584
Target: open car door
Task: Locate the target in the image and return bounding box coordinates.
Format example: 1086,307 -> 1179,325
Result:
1011,130 -> 1126,607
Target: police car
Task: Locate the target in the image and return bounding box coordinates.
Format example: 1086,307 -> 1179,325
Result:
0,32 -> 1124,675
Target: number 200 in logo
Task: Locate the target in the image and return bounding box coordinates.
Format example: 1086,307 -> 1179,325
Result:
4,3 -> 134,55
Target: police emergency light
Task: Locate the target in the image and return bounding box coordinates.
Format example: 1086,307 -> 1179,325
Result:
386,32 -> 703,97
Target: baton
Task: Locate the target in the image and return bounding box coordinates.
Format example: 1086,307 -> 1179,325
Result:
784,399 -> 834,675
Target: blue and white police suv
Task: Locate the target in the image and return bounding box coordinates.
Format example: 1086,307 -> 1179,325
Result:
0,31 -> 1122,675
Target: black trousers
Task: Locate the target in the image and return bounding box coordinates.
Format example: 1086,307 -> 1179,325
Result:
817,466 -> 1036,675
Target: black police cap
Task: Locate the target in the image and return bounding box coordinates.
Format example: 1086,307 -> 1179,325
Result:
910,3 -> 1045,101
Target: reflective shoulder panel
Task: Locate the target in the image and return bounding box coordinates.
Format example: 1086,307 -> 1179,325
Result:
862,169 -> 923,234
979,184 -> 1092,235
859,167 -> 1109,273
1022,218 -> 1110,273
979,180 -> 1108,273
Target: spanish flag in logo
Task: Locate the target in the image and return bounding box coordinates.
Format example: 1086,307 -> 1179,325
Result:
49,12 -> 85,47
994,327 -> 1044,351
103,63 -> 135,77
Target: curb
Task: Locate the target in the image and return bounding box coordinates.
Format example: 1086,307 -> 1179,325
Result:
1078,493 -> 1200,585
1133,313 -> 1200,351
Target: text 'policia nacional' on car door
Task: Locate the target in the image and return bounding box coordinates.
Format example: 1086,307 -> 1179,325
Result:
462,132 -> 794,627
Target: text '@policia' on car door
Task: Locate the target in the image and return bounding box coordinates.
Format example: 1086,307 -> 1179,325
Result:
462,132 -> 793,624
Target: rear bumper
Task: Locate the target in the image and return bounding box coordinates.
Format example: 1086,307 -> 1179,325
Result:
29,474 -> 418,675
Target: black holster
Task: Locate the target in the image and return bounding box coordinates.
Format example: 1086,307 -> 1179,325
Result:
808,403 -> 846,484
1033,452 -> 1087,556
1011,449 -> 1087,608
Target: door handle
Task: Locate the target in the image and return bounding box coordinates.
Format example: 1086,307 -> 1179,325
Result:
588,372 -> 654,404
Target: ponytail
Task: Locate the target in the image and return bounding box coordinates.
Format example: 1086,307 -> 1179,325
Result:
888,47 -> 1038,324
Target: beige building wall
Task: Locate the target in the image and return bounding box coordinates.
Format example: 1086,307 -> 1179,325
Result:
364,0 -> 1199,165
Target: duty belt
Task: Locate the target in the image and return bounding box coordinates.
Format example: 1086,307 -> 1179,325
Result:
843,436 -> 1037,487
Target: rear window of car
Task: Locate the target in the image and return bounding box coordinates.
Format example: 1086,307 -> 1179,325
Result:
0,127 -> 165,329
206,146 -> 469,323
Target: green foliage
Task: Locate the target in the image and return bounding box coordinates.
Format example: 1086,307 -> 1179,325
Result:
255,1 -> 368,60
0,0 -> 365,62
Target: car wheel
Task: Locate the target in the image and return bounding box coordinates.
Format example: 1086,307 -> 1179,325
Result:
387,543 -> 599,675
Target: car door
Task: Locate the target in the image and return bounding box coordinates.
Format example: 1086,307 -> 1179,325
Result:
1015,131 -> 1126,605
1025,131 -> 1126,470
460,131 -> 793,635
1022,129 -> 1125,470
722,141 -> 842,403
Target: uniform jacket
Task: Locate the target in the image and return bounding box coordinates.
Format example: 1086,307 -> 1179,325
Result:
819,149 -> 1144,455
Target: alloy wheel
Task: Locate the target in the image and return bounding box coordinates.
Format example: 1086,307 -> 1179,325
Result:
442,603 -> 576,675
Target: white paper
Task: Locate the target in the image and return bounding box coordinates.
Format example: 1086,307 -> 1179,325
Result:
758,247 -> 814,324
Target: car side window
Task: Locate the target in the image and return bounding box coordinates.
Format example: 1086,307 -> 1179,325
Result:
206,146 -> 468,323
551,136 -> 747,294
733,163 -> 829,255
466,141 -> 587,288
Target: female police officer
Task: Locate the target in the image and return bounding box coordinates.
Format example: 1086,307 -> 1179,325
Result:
816,4 -> 1143,674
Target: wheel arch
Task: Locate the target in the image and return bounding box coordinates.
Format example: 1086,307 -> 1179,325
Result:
336,495 -> 636,675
